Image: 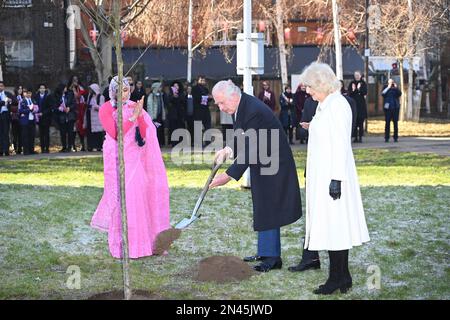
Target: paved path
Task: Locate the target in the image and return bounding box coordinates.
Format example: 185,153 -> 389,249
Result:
1,136 -> 449,162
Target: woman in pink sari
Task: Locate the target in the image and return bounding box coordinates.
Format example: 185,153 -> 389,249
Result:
91,76 -> 170,258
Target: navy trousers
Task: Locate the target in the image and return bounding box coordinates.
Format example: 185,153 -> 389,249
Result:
257,228 -> 281,257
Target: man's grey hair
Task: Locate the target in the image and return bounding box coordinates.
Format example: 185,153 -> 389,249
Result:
298,62 -> 341,95
212,79 -> 241,98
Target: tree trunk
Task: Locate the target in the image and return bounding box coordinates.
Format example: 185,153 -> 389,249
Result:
113,0 -> 132,301
399,59 -> 406,121
99,34 -> 113,87
332,0 -> 343,80
275,0 -> 288,88
422,50 -> 431,114
407,59 -> 414,120
406,0 -> 413,121
437,39 -> 443,113
79,17 -> 113,88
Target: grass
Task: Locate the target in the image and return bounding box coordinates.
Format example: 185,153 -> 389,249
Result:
0,149 -> 449,300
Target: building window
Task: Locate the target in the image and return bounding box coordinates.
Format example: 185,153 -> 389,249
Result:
3,0 -> 32,7
4,40 -> 34,68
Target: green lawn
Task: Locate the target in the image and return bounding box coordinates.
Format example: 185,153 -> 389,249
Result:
0,149 -> 449,300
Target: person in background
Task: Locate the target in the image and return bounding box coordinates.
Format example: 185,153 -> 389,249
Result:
258,81 -> 276,113
34,84 -> 52,153
18,88 -> 38,155
68,75 -> 88,151
340,80 -> 357,136
0,81 -> 16,156
103,76 -> 113,102
185,85 -> 195,146
279,85 -> 296,145
86,83 -> 105,151
143,82 -> 153,112
167,81 -> 185,147
54,84 -> 76,152
192,75 -> 212,144
294,83 -> 310,144
130,80 -> 146,102
11,86 -> 23,154
297,97 -> 318,145
126,76 -> 135,100
382,78 -> 402,143
147,82 -> 166,147
348,71 -> 367,143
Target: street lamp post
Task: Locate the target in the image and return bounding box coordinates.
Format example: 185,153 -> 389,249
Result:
243,0 -> 253,95
241,0 -> 253,188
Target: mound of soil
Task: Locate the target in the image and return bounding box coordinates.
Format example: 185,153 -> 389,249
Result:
153,228 -> 182,255
195,256 -> 256,283
88,290 -> 165,300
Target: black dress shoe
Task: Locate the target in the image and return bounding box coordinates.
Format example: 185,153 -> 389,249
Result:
243,255 -> 263,262
253,257 -> 282,272
288,259 -> 320,272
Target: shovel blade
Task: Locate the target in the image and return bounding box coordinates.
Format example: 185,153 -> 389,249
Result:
174,217 -> 197,229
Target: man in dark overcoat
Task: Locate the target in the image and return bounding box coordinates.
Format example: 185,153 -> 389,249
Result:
209,80 -> 302,272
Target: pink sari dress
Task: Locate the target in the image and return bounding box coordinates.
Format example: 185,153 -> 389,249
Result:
91,100 -> 170,258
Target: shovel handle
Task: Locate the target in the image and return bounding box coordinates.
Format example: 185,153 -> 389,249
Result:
189,161 -> 222,219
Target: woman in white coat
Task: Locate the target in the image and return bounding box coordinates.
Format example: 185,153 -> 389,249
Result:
298,62 -> 370,295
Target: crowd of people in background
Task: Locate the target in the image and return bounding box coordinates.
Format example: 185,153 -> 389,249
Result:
0,70 -> 385,157
0,75 -> 215,156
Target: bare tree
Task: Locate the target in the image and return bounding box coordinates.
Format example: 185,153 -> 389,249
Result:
368,0 -> 446,121
256,1 -> 314,88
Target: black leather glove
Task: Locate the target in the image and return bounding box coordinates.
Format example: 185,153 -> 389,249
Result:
329,180 -> 341,200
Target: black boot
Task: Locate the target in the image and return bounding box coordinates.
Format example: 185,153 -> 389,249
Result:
342,250 -> 352,289
313,250 -> 349,295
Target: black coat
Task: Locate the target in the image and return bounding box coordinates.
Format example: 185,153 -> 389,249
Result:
344,95 -> 357,135
297,97 -> 318,141
33,92 -> 52,126
130,88 -> 146,102
54,91 -> 77,124
348,80 -> 368,120
226,93 -> 302,231
192,84 -> 210,120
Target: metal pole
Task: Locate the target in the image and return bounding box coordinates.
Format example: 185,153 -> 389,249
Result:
365,0 -> 370,108
407,0 -> 414,119
187,0 -> 193,83
242,0 -> 252,188
243,0 -> 253,95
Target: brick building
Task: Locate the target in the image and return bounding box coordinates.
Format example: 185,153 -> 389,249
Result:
0,0 -> 72,90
